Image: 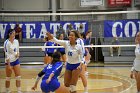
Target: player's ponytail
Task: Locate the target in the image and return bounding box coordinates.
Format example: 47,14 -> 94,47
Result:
51,51 -> 61,64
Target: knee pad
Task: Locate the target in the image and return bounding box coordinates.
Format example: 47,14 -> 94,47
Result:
66,86 -> 71,91
15,76 -> 21,81
6,77 -> 11,81
70,85 -> 76,92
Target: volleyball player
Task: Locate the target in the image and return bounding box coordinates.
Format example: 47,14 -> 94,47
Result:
130,32 -> 140,93
77,32 -> 88,93
85,31 -> 92,64
84,31 -> 92,76
42,36 -> 57,65
31,51 -> 70,93
42,36 -> 49,65
57,33 -> 67,63
46,31 -> 84,93
4,29 -> 22,93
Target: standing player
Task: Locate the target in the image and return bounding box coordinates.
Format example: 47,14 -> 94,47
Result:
42,36 -> 57,65
85,31 -> 92,64
31,52 -> 70,93
130,32 -> 140,93
77,32 -> 88,93
47,31 -> 84,93
4,29 -> 22,93
57,33 -> 67,63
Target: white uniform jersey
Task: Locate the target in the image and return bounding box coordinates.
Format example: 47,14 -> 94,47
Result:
4,39 -> 19,63
131,44 -> 140,71
52,37 -> 84,64
76,38 -> 85,62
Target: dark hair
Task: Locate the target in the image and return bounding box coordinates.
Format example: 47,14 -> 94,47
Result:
57,33 -> 64,39
80,32 -> 86,39
70,30 -> 80,38
6,29 -> 15,39
51,51 -> 61,64
86,30 -> 92,36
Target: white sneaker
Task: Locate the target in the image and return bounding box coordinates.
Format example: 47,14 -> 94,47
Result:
84,92 -> 88,93
17,91 -> 22,93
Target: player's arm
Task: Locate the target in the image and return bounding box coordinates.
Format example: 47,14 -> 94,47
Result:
135,44 -> 140,58
130,62 -> 135,79
46,73 -> 54,84
46,32 -> 66,47
31,70 -> 45,90
4,43 -> 11,66
15,40 -> 20,58
77,45 -> 84,69
46,62 -> 63,83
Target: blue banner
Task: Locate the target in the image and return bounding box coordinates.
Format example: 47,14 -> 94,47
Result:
104,19 -> 140,37
0,21 -> 88,39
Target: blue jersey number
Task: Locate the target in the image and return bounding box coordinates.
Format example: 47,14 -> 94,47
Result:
14,48 -> 16,52
68,51 -> 73,56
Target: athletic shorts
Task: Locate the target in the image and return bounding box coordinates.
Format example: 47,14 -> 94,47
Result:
60,51 -> 65,55
66,62 -> 80,71
45,53 -> 53,57
84,50 -> 88,56
41,79 -> 60,93
83,61 -> 87,65
5,59 -> 20,66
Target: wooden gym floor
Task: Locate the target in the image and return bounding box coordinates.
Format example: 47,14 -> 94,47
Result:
0,64 -> 137,93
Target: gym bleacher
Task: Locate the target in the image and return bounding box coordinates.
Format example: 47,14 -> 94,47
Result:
101,37 -> 135,64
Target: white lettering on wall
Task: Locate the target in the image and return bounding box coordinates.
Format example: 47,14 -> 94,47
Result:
50,23 -> 60,37
112,22 -> 123,37
74,22 -> 86,31
0,22 -> 88,39
10,24 -> 16,29
0,24 -> 7,38
39,23 -> 48,38
124,21 -> 137,37
25,24 -> 36,38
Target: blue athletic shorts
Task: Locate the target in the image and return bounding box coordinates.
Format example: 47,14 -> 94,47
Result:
66,62 -> 80,71
41,79 -> 60,93
60,51 -> 65,55
5,59 -> 20,66
83,61 -> 87,65
84,49 -> 88,56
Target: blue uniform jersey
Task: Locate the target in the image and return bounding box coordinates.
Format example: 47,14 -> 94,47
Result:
42,61 -> 63,80
41,61 -> 63,93
57,44 -> 65,53
45,41 -> 56,54
85,38 -> 90,45
83,39 -> 86,45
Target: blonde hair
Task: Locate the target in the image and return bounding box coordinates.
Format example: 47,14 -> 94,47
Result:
135,32 -> 140,44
